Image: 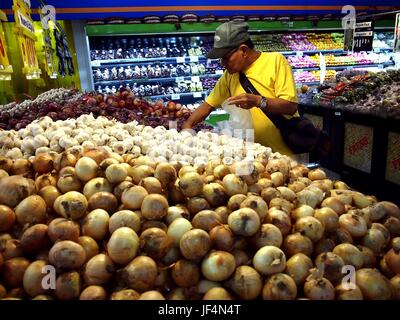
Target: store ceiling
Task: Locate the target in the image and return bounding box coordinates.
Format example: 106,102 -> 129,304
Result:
1,0 -> 398,20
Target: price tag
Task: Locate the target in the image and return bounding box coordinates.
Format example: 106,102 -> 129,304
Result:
215,70 -> 224,75
171,94 -> 181,100
91,61 -> 101,67
296,51 -> 304,57
335,112 -> 342,116
190,56 -> 199,63
176,57 -> 185,63
378,64 -> 384,69
297,69 -> 304,72
191,76 -> 200,82
175,77 -> 184,83
193,92 -> 202,98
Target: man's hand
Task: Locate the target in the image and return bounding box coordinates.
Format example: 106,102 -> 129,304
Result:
226,93 -> 261,109
182,121 -> 193,130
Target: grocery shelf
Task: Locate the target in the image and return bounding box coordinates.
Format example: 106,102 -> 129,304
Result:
141,91 -> 209,101
91,55 -> 207,67
94,73 -> 222,86
292,61 -> 394,72
280,49 -> 344,56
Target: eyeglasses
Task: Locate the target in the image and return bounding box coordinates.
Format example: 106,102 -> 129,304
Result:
220,47 -> 239,63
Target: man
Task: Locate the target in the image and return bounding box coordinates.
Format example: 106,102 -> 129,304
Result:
182,21 -> 299,155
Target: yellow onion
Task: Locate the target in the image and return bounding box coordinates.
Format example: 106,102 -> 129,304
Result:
0,169 -> 8,179
251,224 -> 282,249
104,163 -> 127,184
308,168 -> 326,181
141,194 -> 169,220
121,256 -> 158,292
121,186 -> 148,210
83,254 -> 115,285
222,174 -> 248,196
270,172 -> 284,187
166,206 -> 190,225
240,195 -> 268,221
57,168 -> 82,193
107,227 -> 139,265
260,187 -> 280,204
32,153 -> 54,174
133,156 -> 156,168
168,218 -> 193,246
0,176 -> 35,207
53,191 -> 88,220
333,244 -> 363,269
49,240 -> 86,270
329,227 -> 354,245
209,225 -> 234,251
20,224 -> 50,254
384,246 -> 400,274
315,252 -> 345,284
1,257 -> 30,288
0,156 -> 13,172
172,259 -> 200,287
139,291 -> 165,300
314,238 -> 336,256
179,229 -> 211,261
87,191 -> 118,213
2,239 -> 23,260
262,273 -> 297,300
192,210 -> 221,232
203,287 -> 232,300
35,174 -> 57,191
227,194 -> 247,211
75,157 -> 99,182
178,172 -> 204,198
154,163 -> 177,188
356,268 -> 392,300
0,205 -> 15,232
113,181 -> 134,201
82,147 -> 109,165
265,159 -> 290,180
304,276 -> 334,300
11,159 -> 33,177
83,177 -> 112,199
253,246 -> 286,276
22,260 -> 48,297
130,165 -> 154,184
55,271 -> 81,300
276,187 -> 296,202
201,251 -> 235,281
15,195 -> 47,225
321,197 -> 346,215
202,183 -> 227,207
140,227 -> 172,259
390,275 -> 400,300
139,177 -> 162,194
384,216 -> 400,237
285,253 -> 313,285
295,216 -> 324,242
142,220 -> 168,233
356,245 -> 376,268
335,283 -> 363,300
213,164 -> 231,180
77,236 -> 99,262
109,210 -> 141,234
228,208 -> 260,237
291,205 -> 314,221
339,213 -> 368,238
265,209 -> 291,236
215,206 -> 231,224
178,166 -> 197,179
225,265 -> 262,300
82,209 -> 110,241
288,181 -> 307,193
79,285 -> 107,300
371,223 -> 391,247
314,207 -> 339,233
361,228 -> 386,254
283,232 -> 314,257
269,198 -> 292,215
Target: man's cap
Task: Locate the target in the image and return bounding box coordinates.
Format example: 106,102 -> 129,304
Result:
207,21 -> 250,59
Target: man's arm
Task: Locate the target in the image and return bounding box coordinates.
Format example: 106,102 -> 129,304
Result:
182,102 -> 214,129
226,93 -> 297,115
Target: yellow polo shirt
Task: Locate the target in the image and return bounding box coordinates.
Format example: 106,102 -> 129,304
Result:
205,52 -> 299,155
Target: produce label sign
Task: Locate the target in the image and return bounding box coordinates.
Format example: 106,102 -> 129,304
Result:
395,13 -> 400,53
12,0 -> 41,79
0,10 -> 13,80
385,132 -> 400,185
343,123 -> 373,173
304,113 -> 323,131
353,20 -> 374,52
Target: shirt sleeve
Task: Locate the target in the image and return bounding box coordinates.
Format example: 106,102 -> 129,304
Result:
205,72 -> 231,108
274,54 -> 298,103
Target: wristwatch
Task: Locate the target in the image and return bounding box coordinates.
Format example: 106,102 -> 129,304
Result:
260,96 -> 268,112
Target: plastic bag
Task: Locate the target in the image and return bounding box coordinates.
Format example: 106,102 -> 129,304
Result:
218,100 -> 254,131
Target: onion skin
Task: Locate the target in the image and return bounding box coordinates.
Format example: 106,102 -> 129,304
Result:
361,228 -> 386,254
35,174 -> 57,191
269,198 -> 292,215
139,291 -> 166,300
240,196 -> 268,221
83,254 -> 115,286
356,245 -> 377,268
38,186 -> 61,210
228,208 -> 260,237
15,195 -> 47,225
20,224 -> 50,254
384,216 -> 400,237
110,289 -> 140,300
82,209 -> 110,241
141,194 -> 169,220
225,265 -> 262,300
390,275 -> 400,300
88,192 -> 118,213
79,286 -> 107,300
261,187 -> 281,204
202,183 -> 227,207
49,240 -> 86,270
262,273 -> 297,300
285,253 -> 313,286
304,277 -> 335,300
321,197 -> 346,215
22,260 -> 48,297
283,233 -> 314,257
314,238 -> 336,256
2,239 -> 23,260
180,229 -> 211,261
109,210 -> 141,234
251,224 -> 283,249
178,172 -> 204,198
1,257 -> 30,288
265,209 -> 291,236
315,252 -> 345,284
121,186 -> 148,210
333,244 -> 364,270
385,248 -> 400,274
32,154 -> 54,174
227,194 -> 248,211
335,283 -> 363,300
201,251 -> 236,281
253,246 -> 286,276
187,196 -> 210,216
140,227 -> 172,259
209,225 -> 234,251
114,181 -> 134,201
108,227 -> 139,265
139,177 -> 163,195
75,157 -> 99,182
172,259 -> 200,288
214,206 -> 231,225
83,177 -> 112,199
55,271 -> 81,300
0,205 -> 16,232
291,205 -> 314,221
154,163 -> 177,188
339,213 -> 368,238
314,208 -> 339,233
166,206 -> 190,225
222,174 -> 248,196
356,268 -> 392,300
203,287 -> 232,300
122,256 -> 158,292
295,216 -> 325,242
329,228 -> 354,245
48,218 -> 80,243
232,249 -> 250,267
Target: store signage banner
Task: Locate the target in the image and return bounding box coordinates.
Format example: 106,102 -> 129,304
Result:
353,20 -> 374,52
394,13 -> 400,53
0,11 -> 13,80
13,0 -> 41,79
